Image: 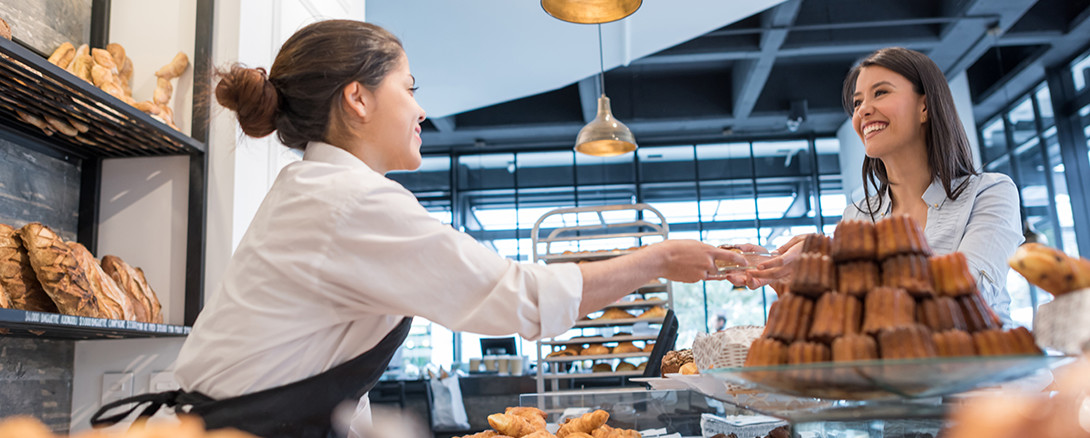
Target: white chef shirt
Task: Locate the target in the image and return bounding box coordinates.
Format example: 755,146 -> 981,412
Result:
841,172 -> 1024,324
173,141 -> 583,433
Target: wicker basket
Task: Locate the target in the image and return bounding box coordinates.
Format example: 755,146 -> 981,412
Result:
692,325 -> 764,371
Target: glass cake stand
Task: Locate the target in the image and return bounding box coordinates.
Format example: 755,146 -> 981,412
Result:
671,355 -> 1072,436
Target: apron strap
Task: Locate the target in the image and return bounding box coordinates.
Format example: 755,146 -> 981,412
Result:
90,390 -> 213,427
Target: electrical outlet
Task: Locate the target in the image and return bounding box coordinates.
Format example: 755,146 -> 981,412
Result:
101,372 -> 133,405
149,371 -> 179,392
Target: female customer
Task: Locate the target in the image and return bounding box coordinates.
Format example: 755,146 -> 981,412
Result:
92,20 -> 742,438
731,47 -> 1022,322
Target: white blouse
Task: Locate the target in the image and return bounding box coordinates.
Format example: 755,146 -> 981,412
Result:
174,142 -> 582,426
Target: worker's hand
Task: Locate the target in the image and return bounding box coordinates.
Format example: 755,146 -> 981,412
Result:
647,240 -> 747,283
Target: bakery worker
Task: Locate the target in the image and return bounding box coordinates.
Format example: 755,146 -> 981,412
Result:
729,47 -> 1023,323
90,20 -> 743,438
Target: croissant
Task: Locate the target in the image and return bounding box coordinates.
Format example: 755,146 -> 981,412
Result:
1009,243 -> 1090,296
488,413 -> 537,438
522,431 -> 556,438
592,425 -> 641,438
505,407 -> 547,431
48,42 -> 76,68
456,431 -> 503,438
556,410 -> 608,438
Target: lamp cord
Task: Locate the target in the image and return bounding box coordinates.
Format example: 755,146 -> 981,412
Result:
598,23 -> 605,97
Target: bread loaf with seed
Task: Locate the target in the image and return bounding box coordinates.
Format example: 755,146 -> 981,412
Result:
101,255 -> 157,323
67,241 -> 135,320
18,223 -> 102,317
0,224 -> 58,312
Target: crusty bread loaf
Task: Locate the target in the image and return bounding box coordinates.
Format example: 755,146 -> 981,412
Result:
0,224 -> 59,313
67,241 -> 136,320
0,281 -> 10,308
101,255 -> 155,323
18,223 -> 103,317
0,16 -> 10,40
135,267 -> 162,323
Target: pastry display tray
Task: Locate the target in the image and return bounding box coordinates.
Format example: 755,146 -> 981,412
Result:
701,355 -> 1071,401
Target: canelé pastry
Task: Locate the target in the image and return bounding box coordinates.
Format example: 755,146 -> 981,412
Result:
661,349 -> 693,374
932,329 -> 976,357
881,254 -> 934,298
836,260 -> 879,297
800,234 -> 833,256
639,305 -> 667,319
958,292 -> 1001,332
592,362 -> 613,373
808,292 -> 862,343
615,361 -> 637,372
581,344 -> 610,356
1007,326 -> 1042,355
762,294 -> 813,343
875,214 -> 932,260
790,253 -> 835,298
744,338 -> 787,367
878,324 -> 937,359
973,328 -> 1042,356
861,287 -> 916,335
929,252 -> 976,297
598,308 -> 634,320
916,296 -> 968,332
786,341 -> 830,364
832,219 -> 877,261
831,334 -> 878,362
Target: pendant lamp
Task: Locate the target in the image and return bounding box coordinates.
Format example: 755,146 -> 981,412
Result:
572,24 -> 637,157
541,0 -> 642,24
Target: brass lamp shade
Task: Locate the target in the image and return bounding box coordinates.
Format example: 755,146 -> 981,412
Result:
575,95 -> 637,157
541,0 -> 642,24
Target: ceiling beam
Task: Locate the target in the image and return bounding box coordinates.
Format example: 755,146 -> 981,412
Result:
577,76 -> 599,123
431,116 -> 456,133
633,37 -> 941,66
928,0 -> 1037,77
732,0 -> 803,120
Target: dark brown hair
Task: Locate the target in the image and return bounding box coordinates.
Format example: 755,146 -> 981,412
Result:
215,20 -> 404,149
841,47 -> 977,219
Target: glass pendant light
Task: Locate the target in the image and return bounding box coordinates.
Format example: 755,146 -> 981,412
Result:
573,24 -> 637,157
541,0 -> 642,24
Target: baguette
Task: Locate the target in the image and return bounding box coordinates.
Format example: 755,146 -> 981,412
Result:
66,53 -> 93,83
18,223 -> 103,318
44,115 -> 78,137
101,255 -> 153,323
67,241 -> 136,320
48,42 -> 76,68
0,224 -> 59,313
155,52 -> 189,79
106,43 -> 126,68
153,76 -> 173,105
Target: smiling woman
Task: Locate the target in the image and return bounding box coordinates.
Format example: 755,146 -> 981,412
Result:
736,47 -> 1024,325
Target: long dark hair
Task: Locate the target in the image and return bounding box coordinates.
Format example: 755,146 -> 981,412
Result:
841,47 -> 977,219
214,20 -> 404,149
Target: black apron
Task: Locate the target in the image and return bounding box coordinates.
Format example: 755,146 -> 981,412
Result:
91,317 -> 413,438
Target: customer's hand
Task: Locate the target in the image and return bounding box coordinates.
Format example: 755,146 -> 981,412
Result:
741,234 -> 812,289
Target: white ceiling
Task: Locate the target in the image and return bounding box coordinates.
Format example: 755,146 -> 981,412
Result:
366,0 -> 786,118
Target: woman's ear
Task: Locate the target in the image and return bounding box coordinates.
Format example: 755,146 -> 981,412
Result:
918,96 -> 928,124
341,81 -> 369,121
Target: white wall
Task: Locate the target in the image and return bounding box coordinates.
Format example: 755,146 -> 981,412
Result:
70,0 -> 366,433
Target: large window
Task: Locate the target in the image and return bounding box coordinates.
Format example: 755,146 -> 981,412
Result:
387,138 -> 842,368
